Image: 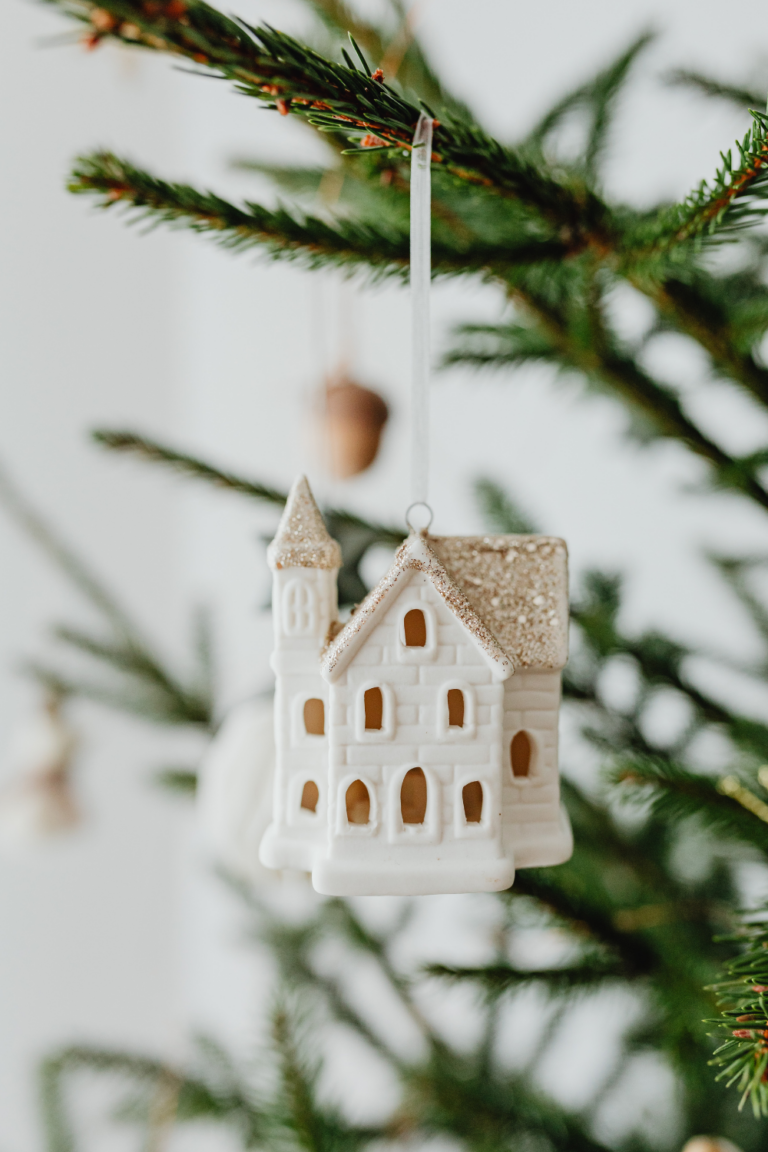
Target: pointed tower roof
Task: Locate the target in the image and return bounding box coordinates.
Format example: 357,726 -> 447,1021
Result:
267,475 -> 342,570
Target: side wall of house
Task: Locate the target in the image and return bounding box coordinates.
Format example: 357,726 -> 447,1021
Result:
501,670 -> 570,867
327,571 -> 507,870
265,566 -> 335,867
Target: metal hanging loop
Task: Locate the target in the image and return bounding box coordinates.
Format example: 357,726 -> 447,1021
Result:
405,501 -> 434,534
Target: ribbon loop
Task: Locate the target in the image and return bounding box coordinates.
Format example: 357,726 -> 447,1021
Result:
410,113 -> 433,516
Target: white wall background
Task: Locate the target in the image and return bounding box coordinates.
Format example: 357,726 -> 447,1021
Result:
2,0 -> 768,1148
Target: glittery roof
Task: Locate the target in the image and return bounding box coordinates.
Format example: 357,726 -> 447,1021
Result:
429,535 -> 568,670
267,475 -> 342,570
321,534 -> 514,683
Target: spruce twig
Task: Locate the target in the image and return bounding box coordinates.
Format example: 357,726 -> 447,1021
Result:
49,0 -> 617,247
665,67 -> 766,110
0,456 -> 138,639
69,151 -> 567,278
448,302 -> 768,513
0,455 -> 213,729
92,427 -> 405,544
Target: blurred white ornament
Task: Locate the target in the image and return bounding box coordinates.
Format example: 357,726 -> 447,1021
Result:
0,694 -> 80,848
196,696 -> 278,883
681,1139 -> 743,1152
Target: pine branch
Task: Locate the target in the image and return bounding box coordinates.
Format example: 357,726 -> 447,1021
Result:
70,151 -> 567,278
49,0 -> 617,247
270,1005 -> 327,1152
472,477 -> 537,535
93,428 -> 287,504
510,871 -> 658,980
709,915 -> 768,1117
40,1044 -> 268,1150
525,31 -> 654,183
152,766 -> 198,792
570,569 -> 768,763
625,110 -> 768,258
56,3 -> 768,440
51,1 -> 768,432
710,553 -> 768,670
665,67 -> 766,110
447,303 -> 768,514
402,1046 -> 620,1152
0,456 -> 138,640
321,899 -> 441,1048
0,456 -> 214,728
23,658 -> 210,727
270,1004 -> 378,1152
91,429 -> 407,547
640,274 -> 768,409
92,427 -> 406,606
302,0 -> 472,120
70,151 -> 412,275
611,756 -> 768,853
52,623 -> 212,725
425,960 -> 624,994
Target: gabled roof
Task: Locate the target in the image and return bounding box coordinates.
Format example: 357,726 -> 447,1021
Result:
429,534 -> 568,670
321,534 -> 514,683
267,475 -> 342,571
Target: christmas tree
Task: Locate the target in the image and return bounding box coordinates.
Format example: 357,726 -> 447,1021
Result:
7,1 -> 768,1148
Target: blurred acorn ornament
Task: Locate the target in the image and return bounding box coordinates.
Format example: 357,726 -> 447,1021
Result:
681,1140 -> 743,1152
0,692 -> 80,848
196,695 -> 280,883
317,374 -> 389,479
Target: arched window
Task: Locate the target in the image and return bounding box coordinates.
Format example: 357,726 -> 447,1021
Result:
401,767 -> 427,824
364,687 -> 383,730
510,731 -> 532,778
346,779 -> 371,825
303,698 -> 325,736
403,608 -> 427,647
356,684 -> 394,742
300,780 -> 319,813
283,579 -> 316,635
462,781 -> 483,823
447,688 -> 465,729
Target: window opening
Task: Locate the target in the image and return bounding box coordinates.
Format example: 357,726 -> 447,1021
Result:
303,698 -> 325,736
283,580 -> 315,635
401,767 -> 427,824
403,608 -> 427,647
462,781 -> 483,823
511,731 -> 532,778
447,688 -> 465,728
300,781 -> 319,813
364,687 -> 384,730
346,780 -> 371,825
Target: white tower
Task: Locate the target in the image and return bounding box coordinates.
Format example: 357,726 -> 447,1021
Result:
259,476 -> 341,871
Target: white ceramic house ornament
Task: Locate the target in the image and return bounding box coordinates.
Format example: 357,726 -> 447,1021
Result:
259,476 -> 572,896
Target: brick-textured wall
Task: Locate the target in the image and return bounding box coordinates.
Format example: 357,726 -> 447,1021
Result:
328,572 -> 506,861
502,670 -> 565,858
272,566 -> 334,842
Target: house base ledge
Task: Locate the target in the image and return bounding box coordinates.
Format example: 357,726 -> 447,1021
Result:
312,855 -> 515,896
509,805 -> 573,869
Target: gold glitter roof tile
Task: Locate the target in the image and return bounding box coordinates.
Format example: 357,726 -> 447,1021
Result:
267,475 -> 342,570
429,535 -> 568,670
322,533 -> 514,682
